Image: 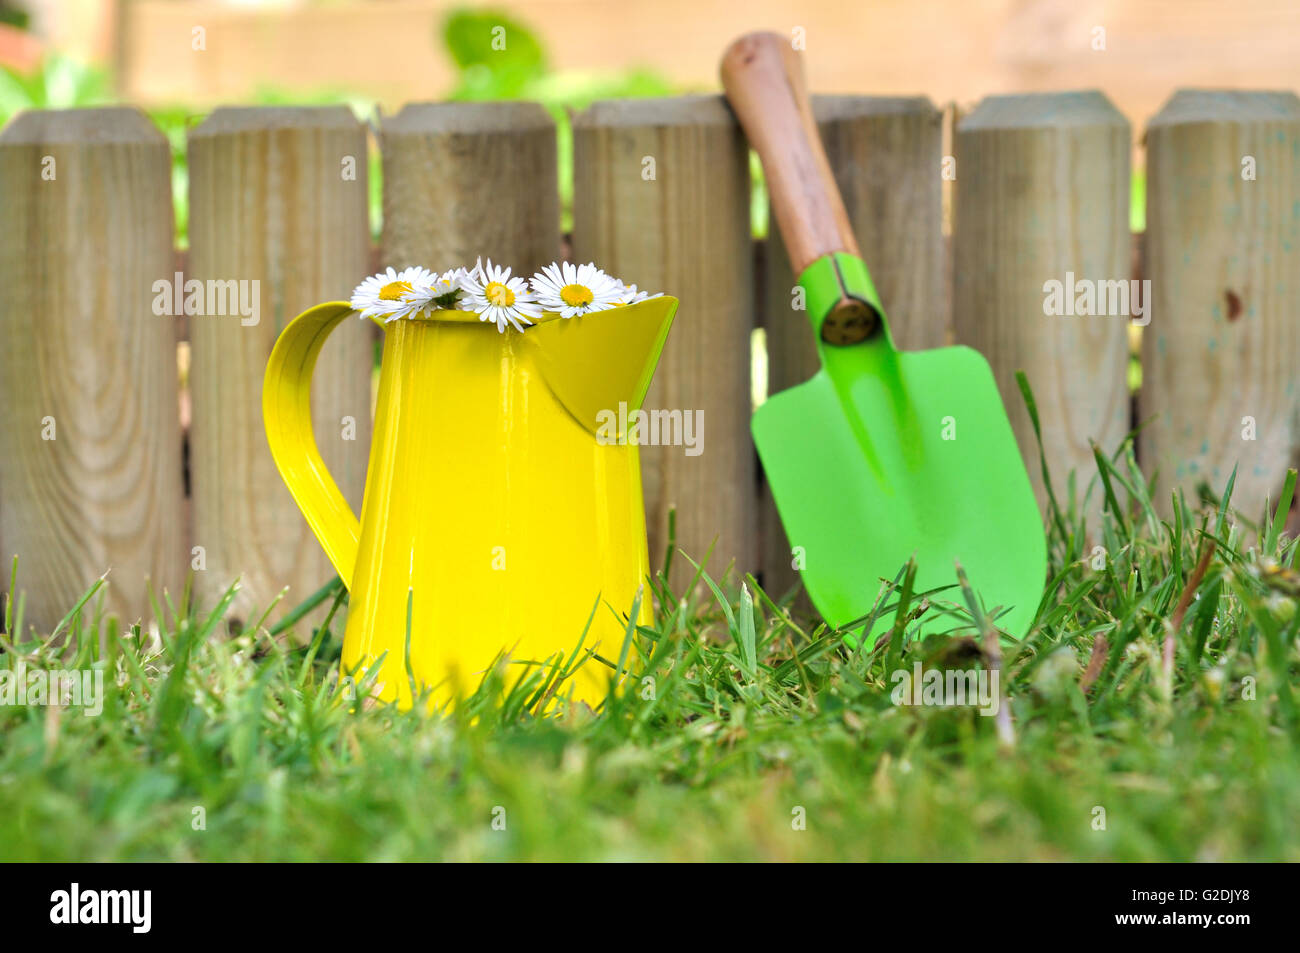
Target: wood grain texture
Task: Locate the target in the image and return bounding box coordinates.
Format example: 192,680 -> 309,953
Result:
955,91 -> 1131,518
187,106 -> 372,624
380,102 -> 560,275
761,95 -> 945,600
572,95 -> 755,585
1141,90 -> 1300,519
0,107 -> 184,631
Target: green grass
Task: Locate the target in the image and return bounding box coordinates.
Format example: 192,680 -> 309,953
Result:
2,403 -> 1299,860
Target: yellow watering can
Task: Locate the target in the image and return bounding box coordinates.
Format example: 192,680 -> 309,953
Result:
263,296 -> 677,709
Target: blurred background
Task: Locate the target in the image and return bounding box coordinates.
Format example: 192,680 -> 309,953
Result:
4,0 -> 1300,241
4,0 -> 1299,116
4,1 -> 1299,118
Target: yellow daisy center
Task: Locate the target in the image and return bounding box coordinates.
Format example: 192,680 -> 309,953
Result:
378,280 -> 413,301
485,281 -> 516,308
560,283 -> 594,307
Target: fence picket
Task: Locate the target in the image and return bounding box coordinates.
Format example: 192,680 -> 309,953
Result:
1141,90 -> 1300,519
187,106 -> 372,625
380,102 -> 560,275
955,91 -> 1132,519
0,107 -> 185,632
572,96 -> 756,588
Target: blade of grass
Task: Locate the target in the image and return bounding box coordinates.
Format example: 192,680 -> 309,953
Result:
1264,468 -> 1297,556
1016,371 -> 1068,546
884,558 -> 917,674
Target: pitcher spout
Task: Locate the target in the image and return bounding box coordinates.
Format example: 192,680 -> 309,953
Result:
525,296 -> 677,436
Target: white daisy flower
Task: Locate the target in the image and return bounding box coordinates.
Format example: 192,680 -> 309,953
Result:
350,266 -> 434,322
460,258 -> 543,332
615,282 -> 663,305
530,261 -> 623,318
408,267 -> 468,316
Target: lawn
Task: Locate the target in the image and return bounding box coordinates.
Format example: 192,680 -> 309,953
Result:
1,414 -> 1298,861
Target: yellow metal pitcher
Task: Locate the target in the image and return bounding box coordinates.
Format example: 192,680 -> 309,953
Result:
263,297 -> 677,709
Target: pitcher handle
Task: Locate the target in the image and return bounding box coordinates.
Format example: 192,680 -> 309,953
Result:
262,302 -> 362,589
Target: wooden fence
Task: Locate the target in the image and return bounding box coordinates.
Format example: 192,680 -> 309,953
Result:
1,90 -> 1298,632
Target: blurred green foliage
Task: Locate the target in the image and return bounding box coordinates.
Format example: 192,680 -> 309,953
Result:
0,57 -> 195,242
443,8 -> 547,93
1130,166 -> 1146,233
0,0 -> 26,28
0,53 -> 110,116
439,9 -> 675,231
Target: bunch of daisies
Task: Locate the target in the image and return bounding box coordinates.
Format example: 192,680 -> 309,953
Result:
350,260 -> 660,333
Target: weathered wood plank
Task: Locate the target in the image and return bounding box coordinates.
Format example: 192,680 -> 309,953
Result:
0,107 -> 185,631
187,106 -> 372,626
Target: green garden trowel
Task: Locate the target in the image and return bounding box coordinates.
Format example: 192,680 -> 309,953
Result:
721,32 -> 1046,643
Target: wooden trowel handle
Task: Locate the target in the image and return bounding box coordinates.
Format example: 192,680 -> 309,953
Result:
720,32 -> 859,272
721,32 -> 878,345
